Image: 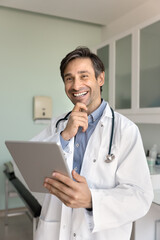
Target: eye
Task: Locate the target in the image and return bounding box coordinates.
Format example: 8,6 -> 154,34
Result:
65,76 -> 73,82
81,74 -> 88,79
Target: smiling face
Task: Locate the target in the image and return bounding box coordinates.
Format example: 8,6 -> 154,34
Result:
63,58 -> 105,115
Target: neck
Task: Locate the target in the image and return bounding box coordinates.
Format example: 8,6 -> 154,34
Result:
87,98 -> 102,115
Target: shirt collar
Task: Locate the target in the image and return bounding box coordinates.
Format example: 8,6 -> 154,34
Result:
88,99 -> 107,123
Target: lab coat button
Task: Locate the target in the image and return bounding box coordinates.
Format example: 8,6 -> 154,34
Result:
101,123 -> 104,127
93,159 -> 96,163
73,232 -> 76,238
74,167 -> 78,171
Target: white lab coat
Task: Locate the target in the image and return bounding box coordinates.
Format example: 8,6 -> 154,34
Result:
33,103 -> 153,240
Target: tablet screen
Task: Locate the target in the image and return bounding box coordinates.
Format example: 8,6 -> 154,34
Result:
5,141 -> 71,193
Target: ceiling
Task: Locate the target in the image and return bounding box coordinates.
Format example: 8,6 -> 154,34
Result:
0,0 -> 149,25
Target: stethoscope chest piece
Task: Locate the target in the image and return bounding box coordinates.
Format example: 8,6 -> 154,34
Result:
105,154 -> 115,163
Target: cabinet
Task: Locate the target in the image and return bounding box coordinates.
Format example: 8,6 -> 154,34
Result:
97,45 -> 109,102
140,21 -> 160,109
96,16 -> 160,123
115,35 -> 132,109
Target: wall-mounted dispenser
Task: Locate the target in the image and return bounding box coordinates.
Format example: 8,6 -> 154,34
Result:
33,96 -> 52,122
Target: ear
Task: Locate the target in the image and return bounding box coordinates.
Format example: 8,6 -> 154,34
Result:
97,72 -> 105,87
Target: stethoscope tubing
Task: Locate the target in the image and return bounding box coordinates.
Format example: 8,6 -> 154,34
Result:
55,111 -> 72,128
108,107 -> 114,156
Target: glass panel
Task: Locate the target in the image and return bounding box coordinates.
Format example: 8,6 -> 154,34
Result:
140,20 -> 160,108
97,45 -> 109,102
115,35 -> 132,109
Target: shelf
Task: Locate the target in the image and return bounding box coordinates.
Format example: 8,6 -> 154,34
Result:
117,111 -> 160,124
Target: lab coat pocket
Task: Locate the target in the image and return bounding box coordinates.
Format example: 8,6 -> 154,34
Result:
35,218 -> 60,240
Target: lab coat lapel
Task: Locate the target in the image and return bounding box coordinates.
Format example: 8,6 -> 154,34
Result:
80,104 -> 113,182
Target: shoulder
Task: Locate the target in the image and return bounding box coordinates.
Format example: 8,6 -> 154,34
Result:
114,111 -> 137,130
50,112 -> 70,130
103,103 -> 138,132
31,112 -> 69,141
113,111 -> 140,145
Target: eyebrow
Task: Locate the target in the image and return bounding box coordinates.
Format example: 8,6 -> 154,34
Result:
78,70 -> 90,74
64,73 -> 72,78
64,70 -> 90,78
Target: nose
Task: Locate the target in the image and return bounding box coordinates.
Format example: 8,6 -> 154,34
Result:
72,77 -> 82,91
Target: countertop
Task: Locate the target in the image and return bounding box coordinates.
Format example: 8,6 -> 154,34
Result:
153,189 -> 160,205
149,165 -> 160,205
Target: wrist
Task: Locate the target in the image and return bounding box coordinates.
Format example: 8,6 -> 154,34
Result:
86,201 -> 92,210
86,207 -> 92,212
61,130 -> 71,141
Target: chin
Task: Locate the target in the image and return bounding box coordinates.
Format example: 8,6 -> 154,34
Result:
70,97 -> 87,105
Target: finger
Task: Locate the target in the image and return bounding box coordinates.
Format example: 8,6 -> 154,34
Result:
71,117 -> 88,129
44,177 -> 77,202
51,172 -> 86,194
52,172 -> 75,188
48,185 -> 78,208
81,121 -> 88,132
72,170 -> 86,183
44,178 -> 70,194
73,102 -> 88,113
69,115 -> 88,132
43,181 -> 54,193
70,111 -> 88,120
72,119 -> 88,133
62,112 -> 88,140
44,181 -> 73,206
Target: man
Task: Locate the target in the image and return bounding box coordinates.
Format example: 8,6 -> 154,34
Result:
33,47 -> 153,240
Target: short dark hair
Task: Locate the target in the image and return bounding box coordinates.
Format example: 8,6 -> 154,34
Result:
60,46 -> 105,81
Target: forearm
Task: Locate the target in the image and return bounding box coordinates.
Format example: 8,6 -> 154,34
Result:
90,182 -> 153,233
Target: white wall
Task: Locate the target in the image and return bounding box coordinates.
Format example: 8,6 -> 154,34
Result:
102,0 -> 160,40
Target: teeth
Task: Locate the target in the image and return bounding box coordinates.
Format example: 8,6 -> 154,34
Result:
73,92 -> 87,97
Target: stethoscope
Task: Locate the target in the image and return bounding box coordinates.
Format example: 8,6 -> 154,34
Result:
56,107 -> 115,163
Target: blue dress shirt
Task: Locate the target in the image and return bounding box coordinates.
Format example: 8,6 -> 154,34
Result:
60,99 -> 107,174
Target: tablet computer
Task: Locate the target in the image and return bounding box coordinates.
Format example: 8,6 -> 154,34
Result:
5,141 -> 71,193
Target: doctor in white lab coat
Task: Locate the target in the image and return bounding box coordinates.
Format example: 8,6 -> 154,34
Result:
33,47 -> 153,240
